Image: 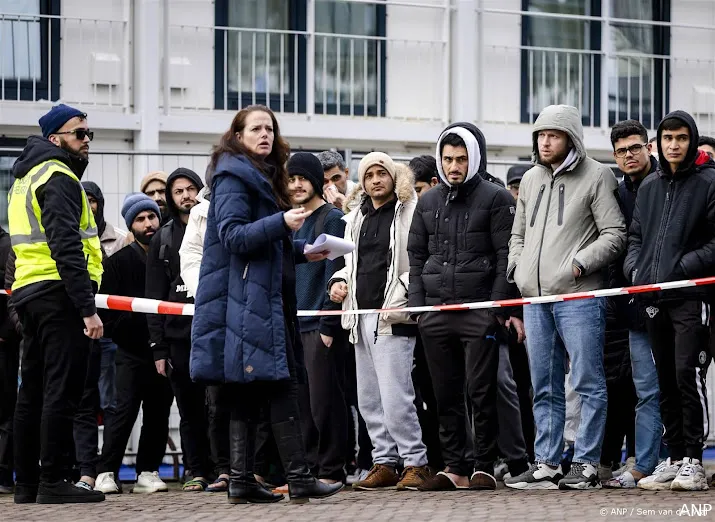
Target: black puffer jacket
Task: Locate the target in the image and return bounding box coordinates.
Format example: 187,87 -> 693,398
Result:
407,122 -> 518,312
624,111 -> 715,302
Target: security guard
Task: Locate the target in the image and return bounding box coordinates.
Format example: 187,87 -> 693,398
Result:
9,104 -> 105,504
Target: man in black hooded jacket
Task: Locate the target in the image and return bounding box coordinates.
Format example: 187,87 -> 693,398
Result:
407,122 -> 523,491
145,167 -> 212,489
624,110 -> 715,491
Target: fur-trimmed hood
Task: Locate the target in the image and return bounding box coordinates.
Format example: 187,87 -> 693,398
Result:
342,162 -> 416,213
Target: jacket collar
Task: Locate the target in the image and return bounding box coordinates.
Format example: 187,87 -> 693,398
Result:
624,156 -> 657,191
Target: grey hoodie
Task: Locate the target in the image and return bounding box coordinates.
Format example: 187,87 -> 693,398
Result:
507,104 -> 626,297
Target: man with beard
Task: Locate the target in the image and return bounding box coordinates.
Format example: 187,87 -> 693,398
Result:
9,104 -> 105,504
145,168 -> 212,491
94,194 -> 174,494
287,153 -> 348,485
141,171 -> 169,224
506,105 -> 625,491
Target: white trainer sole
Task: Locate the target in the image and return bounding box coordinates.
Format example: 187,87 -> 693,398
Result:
505,481 -> 559,490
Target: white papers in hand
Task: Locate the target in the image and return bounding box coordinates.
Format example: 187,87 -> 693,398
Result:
303,234 -> 355,260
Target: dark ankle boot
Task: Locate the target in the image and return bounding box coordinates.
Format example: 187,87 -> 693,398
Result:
273,418 -> 344,503
228,419 -> 284,504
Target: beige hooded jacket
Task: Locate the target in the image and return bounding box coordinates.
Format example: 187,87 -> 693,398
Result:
507,104 -> 626,297
329,163 -> 417,344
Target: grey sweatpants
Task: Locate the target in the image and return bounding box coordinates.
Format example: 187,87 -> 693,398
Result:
355,314 -> 428,468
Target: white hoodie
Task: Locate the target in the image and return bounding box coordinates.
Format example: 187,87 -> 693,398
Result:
179,187 -> 209,298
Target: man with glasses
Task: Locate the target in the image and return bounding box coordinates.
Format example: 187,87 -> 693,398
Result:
9,104 -> 105,503
601,120 -> 660,489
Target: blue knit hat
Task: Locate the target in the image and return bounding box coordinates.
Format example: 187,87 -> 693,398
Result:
39,104 -> 87,138
121,193 -> 161,229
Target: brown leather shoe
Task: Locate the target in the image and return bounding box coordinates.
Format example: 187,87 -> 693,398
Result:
352,464 -> 399,490
396,466 -> 433,491
469,471 -> 497,490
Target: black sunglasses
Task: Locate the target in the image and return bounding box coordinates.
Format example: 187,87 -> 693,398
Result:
53,129 -> 94,141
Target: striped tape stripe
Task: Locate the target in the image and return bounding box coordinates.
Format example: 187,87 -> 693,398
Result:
2,276 -> 715,317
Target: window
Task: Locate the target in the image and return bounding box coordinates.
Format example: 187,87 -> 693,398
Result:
521,0 -> 601,126
609,0 -> 670,128
0,0 -> 60,101
520,0 -> 670,128
314,0 -> 385,116
215,0 -> 385,115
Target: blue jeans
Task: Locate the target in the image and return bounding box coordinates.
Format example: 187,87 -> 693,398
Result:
523,298 -> 607,466
629,329 -> 662,475
98,337 -> 117,412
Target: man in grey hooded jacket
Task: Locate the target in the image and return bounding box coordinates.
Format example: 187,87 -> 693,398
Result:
505,105 -> 626,491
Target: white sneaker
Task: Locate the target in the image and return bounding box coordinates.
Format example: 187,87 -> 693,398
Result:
603,471 -> 637,489
95,472 -> 121,494
346,468 -> 369,485
638,458 -> 682,490
613,456 -> 636,477
132,471 -> 168,493
671,458 -> 709,491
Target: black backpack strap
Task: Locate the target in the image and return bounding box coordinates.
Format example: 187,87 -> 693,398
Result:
157,224 -> 173,281
313,203 -> 337,239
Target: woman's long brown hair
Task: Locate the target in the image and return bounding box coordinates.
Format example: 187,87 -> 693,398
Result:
209,105 -> 292,209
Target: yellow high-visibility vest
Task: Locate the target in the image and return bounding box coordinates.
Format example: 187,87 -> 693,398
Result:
8,159 -> 103,291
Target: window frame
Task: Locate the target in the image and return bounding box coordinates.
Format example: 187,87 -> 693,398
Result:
214,0 -> 386,116
519,0 -> 670,128
1,0 -> 60,102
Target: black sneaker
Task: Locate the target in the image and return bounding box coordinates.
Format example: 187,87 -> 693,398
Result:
36,480 -> 105,504
505,462 -> 563,490
558,463 -> 601,490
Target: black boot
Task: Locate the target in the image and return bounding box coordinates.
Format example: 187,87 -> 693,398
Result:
228,418 -> 283,504
273,418 -> 344,504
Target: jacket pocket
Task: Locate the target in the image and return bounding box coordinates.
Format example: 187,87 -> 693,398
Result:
380,272 -> 411,325
557,184 -> 565,226
530,184 -> 546,227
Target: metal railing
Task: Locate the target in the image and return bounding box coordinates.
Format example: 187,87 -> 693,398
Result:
0,10 -> 131,109
166,20 -> 449,122
476,5 -> 715,132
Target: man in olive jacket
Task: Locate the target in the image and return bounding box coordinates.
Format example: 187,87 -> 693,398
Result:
505,104 -> 626,491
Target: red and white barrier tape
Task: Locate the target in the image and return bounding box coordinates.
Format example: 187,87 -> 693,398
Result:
2,276 -> 715,316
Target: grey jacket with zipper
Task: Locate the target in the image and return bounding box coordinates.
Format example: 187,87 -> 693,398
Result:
507,104 -> 626,298
328,163 -> 416,344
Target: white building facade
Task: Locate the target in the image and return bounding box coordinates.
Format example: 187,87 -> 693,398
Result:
2,0 -> 715,226
3,0 -> 715,458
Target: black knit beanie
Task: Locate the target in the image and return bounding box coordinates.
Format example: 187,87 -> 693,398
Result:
287,152 -> 324,197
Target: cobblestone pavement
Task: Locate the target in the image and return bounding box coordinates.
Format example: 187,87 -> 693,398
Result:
1,485 -> 713,521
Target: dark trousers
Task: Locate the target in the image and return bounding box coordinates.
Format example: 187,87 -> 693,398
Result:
413,334 -> 444,469
14,290 -> 92,485
419,310 -> 499,476
300,329 -> 348,481
169,341 -> 212,478
509,340 -> 535,462
0,338 -> 20,486
207,385 -> 230,476
646,299 -> 711,461
600,377 -> 637,467
97,350 -> 173,476
73,340 -> 102,478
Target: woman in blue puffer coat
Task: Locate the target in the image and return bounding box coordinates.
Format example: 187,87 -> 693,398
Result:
190,105 -> 343,504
